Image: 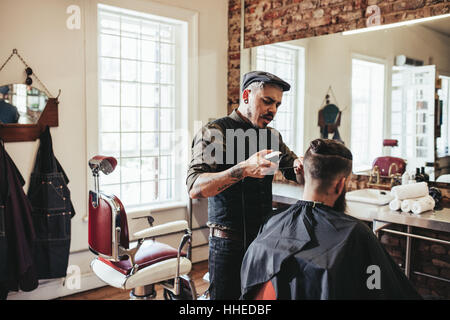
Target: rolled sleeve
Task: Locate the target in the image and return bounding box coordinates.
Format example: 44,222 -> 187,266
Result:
186,123 -> 225,192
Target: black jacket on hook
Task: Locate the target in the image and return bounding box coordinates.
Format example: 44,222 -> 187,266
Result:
0,140 -> 38,299
28,127 -> 75,279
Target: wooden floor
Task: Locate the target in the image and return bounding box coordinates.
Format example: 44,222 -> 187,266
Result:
58,261 -> 209,300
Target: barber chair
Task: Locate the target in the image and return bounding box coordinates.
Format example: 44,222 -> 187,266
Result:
372,139 -> 406,176
88,155 -> 197,300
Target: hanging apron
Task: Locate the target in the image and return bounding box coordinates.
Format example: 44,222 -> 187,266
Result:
0,140 -> 38,299
0,141 -> 8,295
28,127 -> 75,279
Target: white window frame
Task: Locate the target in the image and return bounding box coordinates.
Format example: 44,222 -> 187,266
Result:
85,0 -> 198,213
250,43 -> 305,154
350,53 -> 388,172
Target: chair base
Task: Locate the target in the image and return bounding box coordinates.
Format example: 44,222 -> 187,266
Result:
130,284 -> 157,300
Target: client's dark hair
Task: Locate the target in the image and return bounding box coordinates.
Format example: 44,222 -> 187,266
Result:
303,139 -> 353,192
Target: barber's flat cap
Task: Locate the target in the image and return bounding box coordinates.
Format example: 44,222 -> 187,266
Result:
242,71 -> 290,92
0,85 -> 9,95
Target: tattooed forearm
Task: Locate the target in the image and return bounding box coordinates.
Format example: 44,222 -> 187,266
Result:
217,183 -> 233,193
189,163 -> 246,199
229,165 -> 244,181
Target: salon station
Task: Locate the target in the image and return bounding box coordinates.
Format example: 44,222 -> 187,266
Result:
0,0 -> 449,301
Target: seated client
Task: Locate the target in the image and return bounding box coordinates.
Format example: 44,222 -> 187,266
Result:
240,139 -> 421,300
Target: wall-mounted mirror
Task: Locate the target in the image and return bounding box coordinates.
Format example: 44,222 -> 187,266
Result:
240,15 -> 450,183
0,84 -> 48,125
0,49 -> 59,142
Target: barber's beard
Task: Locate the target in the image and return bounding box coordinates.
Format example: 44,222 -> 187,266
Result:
333,188 -> 347,213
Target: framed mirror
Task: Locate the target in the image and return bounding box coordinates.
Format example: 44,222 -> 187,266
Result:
240,15 -> 450,184
0,49 -> 59,142
0,84 -> 48,124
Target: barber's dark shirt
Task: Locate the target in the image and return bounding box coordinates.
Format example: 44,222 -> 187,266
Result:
186,110 -> 298,238
0,100 -> 19,124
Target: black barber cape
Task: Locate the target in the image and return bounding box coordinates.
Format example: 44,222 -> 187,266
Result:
240,200 -> 421,300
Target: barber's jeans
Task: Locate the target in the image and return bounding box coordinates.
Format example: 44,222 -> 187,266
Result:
208,235 -> 245,300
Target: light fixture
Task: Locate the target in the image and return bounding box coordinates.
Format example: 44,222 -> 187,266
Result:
342,13 -> 450,36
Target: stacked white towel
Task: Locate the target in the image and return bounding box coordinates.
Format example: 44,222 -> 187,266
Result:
389,182 -> 433,214
400,199 -> 414,213
389,198 -> 402,211
390,182 -> 428,200
411,195 -> 435,215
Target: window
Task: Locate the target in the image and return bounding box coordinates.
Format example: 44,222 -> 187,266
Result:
351,57 -> 385,171
390,65 -> 436,168
436,76 -> 449,157
253,44 -> 305,152
96,4 -> 187,208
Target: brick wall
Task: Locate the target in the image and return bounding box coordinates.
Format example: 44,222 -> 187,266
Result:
379,225 -> 450,298
227,0 -> 450,113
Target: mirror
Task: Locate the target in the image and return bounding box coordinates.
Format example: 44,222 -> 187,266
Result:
0,84 -> 48,124
240,15 -> 450,183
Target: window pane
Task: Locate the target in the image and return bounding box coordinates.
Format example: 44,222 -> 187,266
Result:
100,81 -> 120,106
141,40 -> 159,62
160,85 -> 174,107
141,181 -> 157,202
121,37 -> 139,59
100,34 -> 120,57
142,84 -> 159,107
101,57 -> 120,80
121,17 -> 140,39
121,107 -> 140,132
100,133 -> 120,157
160,108 -> 173,132
99,12 -> 120,35
161,43 -> 174,64
141,108 -> 159,131
121,82 -> 140,107
122,182 -> 140,205
159,179 -> 172,201
141,62 -> 159,83
121,59 -> 139,82
121,133 -> 140,157
160,155 -> 172,179
160,132 -> 172,155
161,64 -> 174,84
100,106 -> 120,132
141,133 -> 159,156
141,157 -> 158,181
121,157 -> 140,183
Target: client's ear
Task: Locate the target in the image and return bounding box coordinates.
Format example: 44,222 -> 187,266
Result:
335,176 -> 346,195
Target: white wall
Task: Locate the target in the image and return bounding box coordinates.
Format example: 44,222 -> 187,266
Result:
0,0 -> 227,299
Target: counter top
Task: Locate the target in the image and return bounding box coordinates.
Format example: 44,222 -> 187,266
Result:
272,182 -> 450,233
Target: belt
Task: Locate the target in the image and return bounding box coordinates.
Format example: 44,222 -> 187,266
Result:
209,227 -> 241,241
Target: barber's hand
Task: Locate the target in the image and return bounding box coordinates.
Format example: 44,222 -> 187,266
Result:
242,149 -> 279,179
294,157 -> 305,185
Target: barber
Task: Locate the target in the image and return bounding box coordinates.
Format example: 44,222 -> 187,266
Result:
186,71 -> 304,300
0,86 -> 19,124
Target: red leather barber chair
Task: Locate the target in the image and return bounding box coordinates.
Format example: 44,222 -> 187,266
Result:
372,140 -> 406,176
88,155 -> 197,299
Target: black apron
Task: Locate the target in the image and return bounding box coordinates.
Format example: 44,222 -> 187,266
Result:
0,140 -> 38,299
28,127 -> 75,279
